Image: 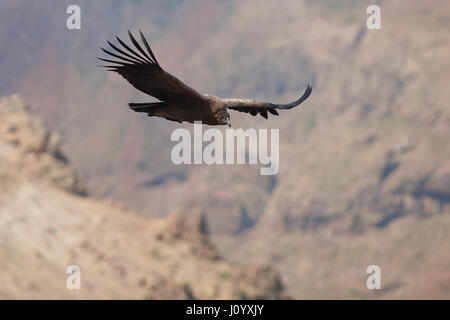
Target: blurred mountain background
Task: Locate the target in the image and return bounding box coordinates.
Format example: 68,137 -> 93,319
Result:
0,0 -> 449,298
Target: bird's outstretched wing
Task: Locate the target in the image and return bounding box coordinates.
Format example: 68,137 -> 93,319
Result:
99,30 -> 204,104
223,84 -> 312,119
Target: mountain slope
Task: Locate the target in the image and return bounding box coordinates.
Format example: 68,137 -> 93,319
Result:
0,95 -> 285,299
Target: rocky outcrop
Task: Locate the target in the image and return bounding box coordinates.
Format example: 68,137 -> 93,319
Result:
157,210 -> 221,260
0,95 -> 87,195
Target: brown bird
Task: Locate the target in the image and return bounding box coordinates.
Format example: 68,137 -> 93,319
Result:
99,30 -> 312,127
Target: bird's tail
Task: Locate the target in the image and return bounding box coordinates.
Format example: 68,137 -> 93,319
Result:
128,102 -> 165,113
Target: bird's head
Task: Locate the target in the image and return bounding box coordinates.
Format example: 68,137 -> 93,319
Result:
215,109 -> 231,127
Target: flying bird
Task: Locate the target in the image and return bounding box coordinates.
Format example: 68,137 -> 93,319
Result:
99,31 -> 312,127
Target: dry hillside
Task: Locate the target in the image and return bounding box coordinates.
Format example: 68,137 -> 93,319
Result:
0,95 -> 286,299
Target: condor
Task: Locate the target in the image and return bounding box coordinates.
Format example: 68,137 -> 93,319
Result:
99,30 -> 312,127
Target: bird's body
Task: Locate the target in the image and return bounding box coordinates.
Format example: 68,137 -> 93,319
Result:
129,94 -> 225,125
99,31 -> 312,127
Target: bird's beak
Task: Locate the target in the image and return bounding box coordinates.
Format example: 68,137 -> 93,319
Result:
226,118 -> 231,127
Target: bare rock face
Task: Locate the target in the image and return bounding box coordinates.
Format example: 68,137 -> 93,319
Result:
0,94 -> 286,299
158,210 -> 221,260
0,95 -> 87,196
154,211 -> 288,299
232,265 -> 285,300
